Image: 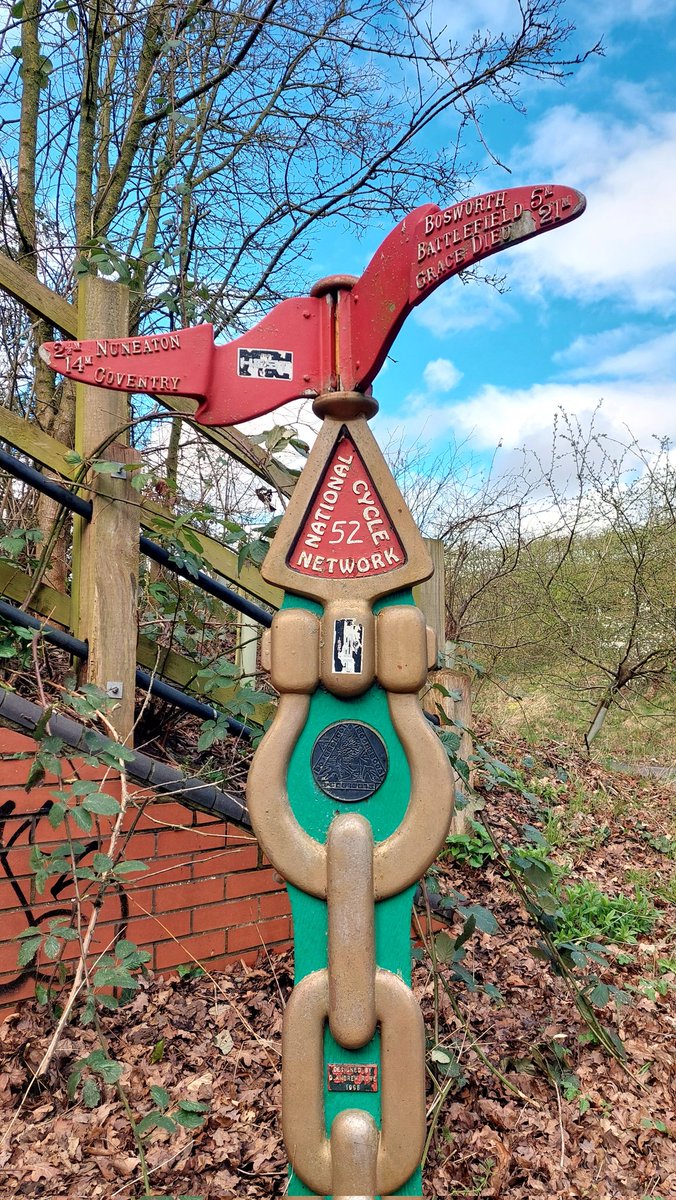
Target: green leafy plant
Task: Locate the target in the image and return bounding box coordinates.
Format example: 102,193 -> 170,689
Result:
0,525 -> 43,563
12,685 -> 161,1190
136,1086 -> 210,1137
442,820 -> 497,868
555,880 -> 658,946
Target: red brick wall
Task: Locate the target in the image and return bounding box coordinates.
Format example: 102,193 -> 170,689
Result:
0,729 -> 291,1016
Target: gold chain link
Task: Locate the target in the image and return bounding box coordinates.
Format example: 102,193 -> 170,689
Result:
282,967 -> 426,1196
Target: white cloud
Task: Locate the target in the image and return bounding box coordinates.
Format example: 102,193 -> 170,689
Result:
380,380 -> 676,456
423,358 -> 463,392
509,106 -> 676,312
429,0 -> 519,45
588,0 -> 676,24
555,327 -> 676,380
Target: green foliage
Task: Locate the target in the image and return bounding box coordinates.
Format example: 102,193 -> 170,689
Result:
73,236 -> 134,284
443,820 -> 496,868
0,620 -> 35,665
89,459 -> 154,492
68,1048 -> 123,1105
176,963 -> 206,981
555,880 -> 658,946
16,918 -> 78,966
248,425 -> 310,458
0,525 -> 43,563
136,1088 -> 209,1137
428,1042 -> 467,1088
49,779 -> 121,833
634,826 -> 675,859
237,515 -> 281,575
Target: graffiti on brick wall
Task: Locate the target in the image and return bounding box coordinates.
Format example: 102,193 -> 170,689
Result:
0,796 -> 129,997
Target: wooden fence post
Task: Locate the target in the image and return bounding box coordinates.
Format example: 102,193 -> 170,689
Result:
73,276 -> 140,742
235,606 -> 259,687
417,538 -> 475,831
416,538 -> 445,662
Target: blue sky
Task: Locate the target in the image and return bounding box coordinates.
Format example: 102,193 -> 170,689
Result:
250,0 -> 676,479
368,0 -> 676,468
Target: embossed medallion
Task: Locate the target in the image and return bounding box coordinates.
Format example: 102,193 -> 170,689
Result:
311,721 -> 388,801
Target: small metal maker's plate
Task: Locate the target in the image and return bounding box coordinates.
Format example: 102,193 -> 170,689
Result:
327,1063 -> 379,1093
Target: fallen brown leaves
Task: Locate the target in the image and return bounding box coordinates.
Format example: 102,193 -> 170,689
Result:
0,744 -> 673,1199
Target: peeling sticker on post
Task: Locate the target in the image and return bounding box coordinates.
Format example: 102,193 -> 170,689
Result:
238,348 -> 293,380
333,618 -> 363,674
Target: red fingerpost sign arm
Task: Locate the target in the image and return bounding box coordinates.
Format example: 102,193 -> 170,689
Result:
40,183 -> 585,425
338,183 -> 585,392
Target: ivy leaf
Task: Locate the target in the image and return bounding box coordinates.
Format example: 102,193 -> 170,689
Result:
17,934 -> 42,967
82,793 -> 121,816
82,1077 -> 101,1108
43,935 -> 61,960
150,1085 -> 170,1111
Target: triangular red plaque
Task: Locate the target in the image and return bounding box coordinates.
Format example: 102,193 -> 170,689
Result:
288,432 -> 406,580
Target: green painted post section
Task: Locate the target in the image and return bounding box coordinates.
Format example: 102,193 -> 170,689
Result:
283,592 -> 422,1199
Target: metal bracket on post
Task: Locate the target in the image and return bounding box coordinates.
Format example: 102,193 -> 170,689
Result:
41,181 -> 586,1197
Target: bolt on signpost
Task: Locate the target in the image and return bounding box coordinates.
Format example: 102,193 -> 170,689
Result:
43,183 -> 585,1198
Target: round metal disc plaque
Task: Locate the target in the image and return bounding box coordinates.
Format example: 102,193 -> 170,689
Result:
311,721 -> 388,802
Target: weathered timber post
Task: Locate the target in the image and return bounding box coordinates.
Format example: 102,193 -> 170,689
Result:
416,538 -> 446,661
73,276 -> 140,742
417,537 -> 476,825
235,604 -> 259,686
42,182 -> 586,1197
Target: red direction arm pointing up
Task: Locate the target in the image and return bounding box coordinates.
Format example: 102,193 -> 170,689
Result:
40,183 -> 585,427
339,183 -> 585,392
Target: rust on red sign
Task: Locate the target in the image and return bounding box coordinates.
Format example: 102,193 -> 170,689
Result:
409,184 -> 579,300
287,432 -> 405,580
327,1062 -> 379,1093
